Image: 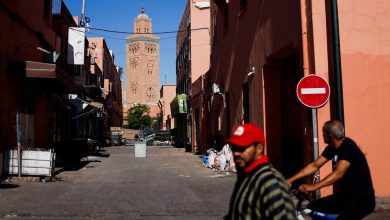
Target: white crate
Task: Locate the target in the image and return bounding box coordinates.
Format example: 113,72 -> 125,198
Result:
5,149 -> 55,176
135,142 -> 146,158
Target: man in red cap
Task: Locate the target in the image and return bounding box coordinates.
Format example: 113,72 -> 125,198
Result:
225,123 -> 296,220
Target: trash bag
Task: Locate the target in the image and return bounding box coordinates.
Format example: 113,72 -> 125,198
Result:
218,154 -> 227,170
220,144 -> 236,172
201,155 -> 208,167
207,148 -> 218,169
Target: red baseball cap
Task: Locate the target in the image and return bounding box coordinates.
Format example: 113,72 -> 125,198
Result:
227,123 -> 265,147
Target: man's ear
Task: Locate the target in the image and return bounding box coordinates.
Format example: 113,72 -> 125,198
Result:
256,143 -> 264,153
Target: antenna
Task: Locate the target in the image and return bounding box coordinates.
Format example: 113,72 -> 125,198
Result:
165,74 -> 167,84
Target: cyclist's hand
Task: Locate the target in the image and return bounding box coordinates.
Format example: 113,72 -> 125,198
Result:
286,179 -> 293,187
299,184 -> 315,194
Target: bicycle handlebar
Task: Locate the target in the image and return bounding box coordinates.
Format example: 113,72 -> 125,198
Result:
290,188 -> 337,220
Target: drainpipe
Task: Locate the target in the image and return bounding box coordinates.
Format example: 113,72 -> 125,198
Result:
16,111 -> 21,178
300,0 -> 318,160
300,0 -> 320,199
300,0 -> 310,77
330,0 -> 344,124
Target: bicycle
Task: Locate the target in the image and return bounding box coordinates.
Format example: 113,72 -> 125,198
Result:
290,188 -> 337,220
290,174 -> 337,220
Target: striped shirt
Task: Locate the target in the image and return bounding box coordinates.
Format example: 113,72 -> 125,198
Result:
225,163 -> 296,220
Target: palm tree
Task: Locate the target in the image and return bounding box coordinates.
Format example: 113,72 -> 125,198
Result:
117,66 -> 123,78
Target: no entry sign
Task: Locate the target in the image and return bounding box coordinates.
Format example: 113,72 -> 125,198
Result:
296,75 -> 330,108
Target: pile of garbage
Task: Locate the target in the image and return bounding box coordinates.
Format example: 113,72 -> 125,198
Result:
201,144 -> 236,172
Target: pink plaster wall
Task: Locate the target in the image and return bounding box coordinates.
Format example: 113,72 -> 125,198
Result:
88,38 -> 105,77
342,53 -> 390,196
338,0 -> 390,196
190,0 -> 211,83
149,105 -> 160,118
160,85 -> 176,130
311,0 -> 390,196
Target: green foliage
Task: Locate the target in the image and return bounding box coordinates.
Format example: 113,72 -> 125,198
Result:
151,118 -> 159,131
117,66 -> 123,78
151,114 -> 162,131
127,104 -> 152,129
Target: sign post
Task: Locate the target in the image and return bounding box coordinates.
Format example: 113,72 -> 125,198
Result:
296,74 -> 330,155
297,75 -> 330,199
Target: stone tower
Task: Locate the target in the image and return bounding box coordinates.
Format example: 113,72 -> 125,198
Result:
125,6 -> 160,120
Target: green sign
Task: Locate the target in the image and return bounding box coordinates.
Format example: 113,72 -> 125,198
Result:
170,94 -> 187,116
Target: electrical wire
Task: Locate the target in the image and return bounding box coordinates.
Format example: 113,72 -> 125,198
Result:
70,26 -> 209,36
88,31 -> 177,41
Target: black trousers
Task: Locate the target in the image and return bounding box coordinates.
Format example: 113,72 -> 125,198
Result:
307,194 -> 375,220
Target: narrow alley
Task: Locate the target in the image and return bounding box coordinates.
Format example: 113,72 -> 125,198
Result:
0,145 -> 235,220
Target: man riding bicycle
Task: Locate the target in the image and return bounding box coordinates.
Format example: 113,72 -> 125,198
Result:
286,120 -> 375,220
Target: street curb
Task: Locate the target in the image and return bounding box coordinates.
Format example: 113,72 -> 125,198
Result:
376,197 -> 390,212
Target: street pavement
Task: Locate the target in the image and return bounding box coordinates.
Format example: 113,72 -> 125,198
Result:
0,145 -> 389,220
0,145 -> 235,220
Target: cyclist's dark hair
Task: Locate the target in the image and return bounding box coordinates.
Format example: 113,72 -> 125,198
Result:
323,120 -> 345,139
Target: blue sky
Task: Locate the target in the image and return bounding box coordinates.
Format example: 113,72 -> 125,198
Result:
63,0 -> 187,85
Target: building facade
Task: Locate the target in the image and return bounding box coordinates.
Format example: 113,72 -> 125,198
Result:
88,38 -> 123,132
0,0 -> 82,169
209,0 -> 307,178
0,0 -> 123,174
174,0 -> 210,151
158,85 -> 176,131
207,0 -> 390,196
124,6 -> 160,125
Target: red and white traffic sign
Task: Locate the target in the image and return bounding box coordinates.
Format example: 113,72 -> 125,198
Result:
296,75 -> 330,108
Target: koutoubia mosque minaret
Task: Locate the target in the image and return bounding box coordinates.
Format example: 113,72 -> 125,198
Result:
124,6 -> 160,123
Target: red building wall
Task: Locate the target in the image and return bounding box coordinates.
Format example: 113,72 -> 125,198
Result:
207,0 -> 390,196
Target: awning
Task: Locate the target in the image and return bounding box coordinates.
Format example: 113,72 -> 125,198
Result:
89,101 -> 103,109
8,60 -> 80,93
77,98 -> 103,109
71,99 -> 104,120
8,61 -> 56,78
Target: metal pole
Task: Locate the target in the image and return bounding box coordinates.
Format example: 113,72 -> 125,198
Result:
16,111 -> 21,177
312,109 -> 319,162
80,0 -> 86,26
331,0 -> 344,124
81,0 -> 86,15
312,108 -> 320,198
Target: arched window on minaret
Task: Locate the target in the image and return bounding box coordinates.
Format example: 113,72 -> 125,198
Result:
145,87 -> 155,102
130,58 -> 138,69
130,81 -> 137,94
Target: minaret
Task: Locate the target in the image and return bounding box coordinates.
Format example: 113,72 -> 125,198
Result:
125,6 -> 160,118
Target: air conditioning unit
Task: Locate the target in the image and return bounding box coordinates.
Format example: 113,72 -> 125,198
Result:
212,83 -> 221,94
195,2 -> 210,9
